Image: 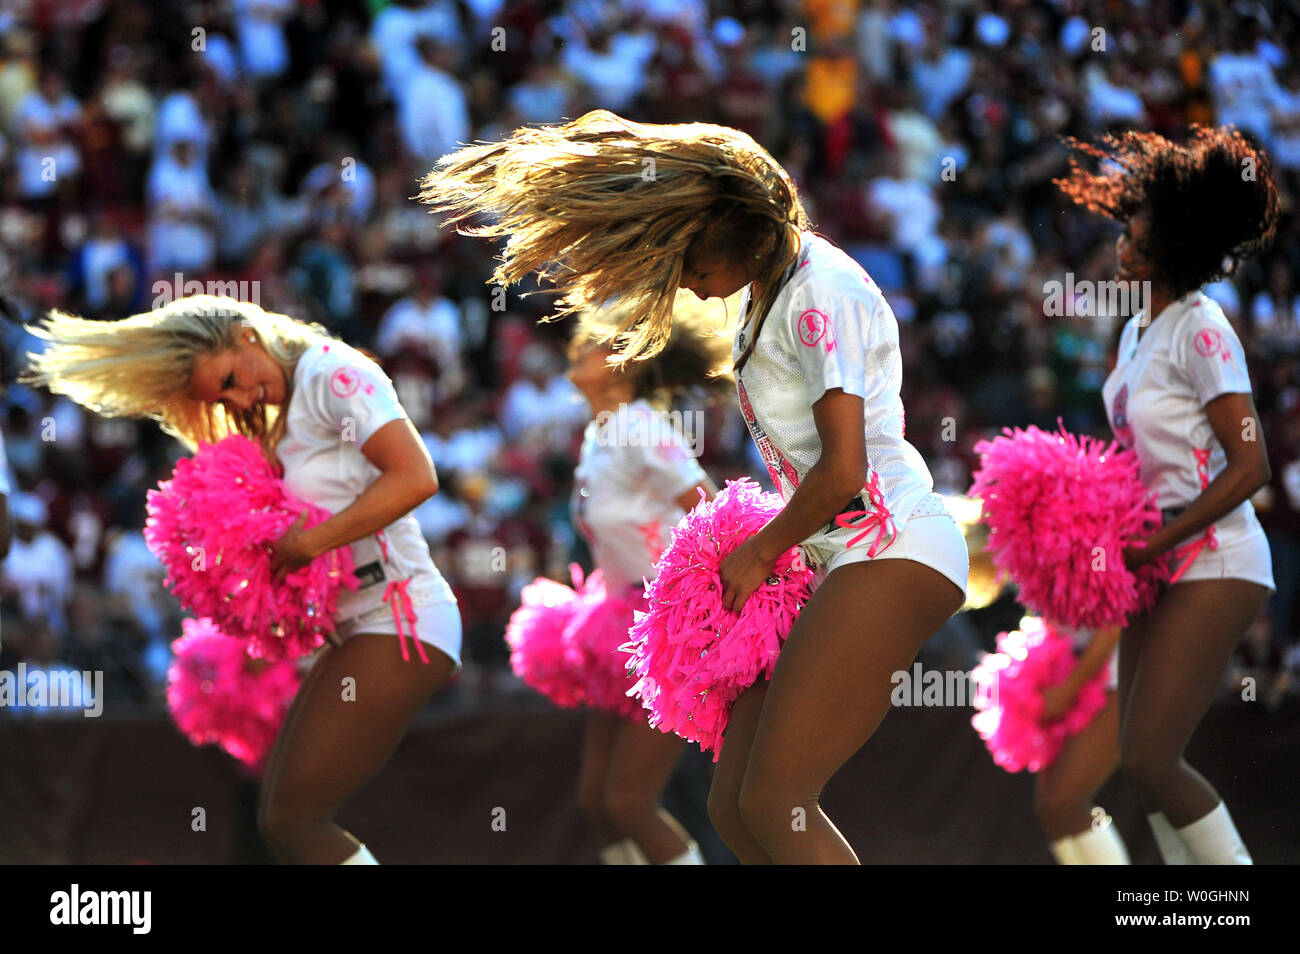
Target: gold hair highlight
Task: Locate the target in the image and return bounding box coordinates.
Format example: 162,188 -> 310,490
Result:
21,296 -> 334,458
419,110 -> 809,367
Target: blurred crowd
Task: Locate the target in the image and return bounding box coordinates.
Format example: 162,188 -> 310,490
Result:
1,0 -> 1298,715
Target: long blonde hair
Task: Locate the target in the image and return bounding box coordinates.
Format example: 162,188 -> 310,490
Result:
419,109 -> 809,368
20,296 -> 334,458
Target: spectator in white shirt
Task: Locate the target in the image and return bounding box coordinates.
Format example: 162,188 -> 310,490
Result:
375,264 -> 462,365
147,138 -> 218,273
371,0 -> 461,99
910,34 -> 972,120
102,525 -> 169,642
99,47 -> 155,157
507,59 -> 576,125
1084,60 -> 1147,127
233,0 -> 294,81
13,68 -> 82,201
423,396 -> 505,480
1209,27 -> 1281,146
1269,66 -> 1300,172
397,38 -> 469,164
1,492 -> 74,639
499,344 -> 586,444
866,150 -> 940,258
300,142 -> 376,222
560,24 -> 654,112
153,84 -> 211,160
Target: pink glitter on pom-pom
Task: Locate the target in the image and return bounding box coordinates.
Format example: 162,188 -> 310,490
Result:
970,618 -> 1110,773
625,478 -> 816,759
166,617 -> 302,772
564,570 -> 645,720
144,435 -> 358,661
505,572 -> 589,709
969,423 -> 1168,629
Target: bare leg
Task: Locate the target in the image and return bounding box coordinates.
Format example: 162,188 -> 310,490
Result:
738,559 -> 963,864
258,633 -> 454,863
707,684 -> 773,865
604,717 -> 693,864
577,711 -> 622,851
1119,579 -> 1269,826
1034,691 -> 1121,840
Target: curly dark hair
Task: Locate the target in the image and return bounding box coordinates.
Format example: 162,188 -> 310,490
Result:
1054,126 -> 1279,298
569,290 -> 734,408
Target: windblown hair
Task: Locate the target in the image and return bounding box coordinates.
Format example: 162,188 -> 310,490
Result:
419,109 -> 809,367
20,296 -> 334,458
1054,126 -> 1279,298
569,290 -> 735,408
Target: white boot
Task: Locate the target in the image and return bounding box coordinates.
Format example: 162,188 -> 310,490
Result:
1070,815 -> 1131,864
663,841 -> 705,865
1176,802 -> 1252,865
340,844 -> 379,865
1147,812 -> 1194,864
598,838 -> 646,865
1050,836 -> 1081,865
625,840 -> 650,865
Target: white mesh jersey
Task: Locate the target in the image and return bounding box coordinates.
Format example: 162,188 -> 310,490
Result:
572,399 -> 708,592
732,231 -> 935,550
277,339 -> 456,625
1102,292 -> 1259,535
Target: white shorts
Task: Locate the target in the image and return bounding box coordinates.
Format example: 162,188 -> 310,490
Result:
804,492 -> 969,598
1168,511 -> 1275,594
334,599 -> 463,667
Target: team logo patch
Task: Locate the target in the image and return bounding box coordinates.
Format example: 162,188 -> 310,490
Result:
330,366 -> 363,398
798,309 -> 836,354
1193,328 -> 1229,362
798,309 -> 827,347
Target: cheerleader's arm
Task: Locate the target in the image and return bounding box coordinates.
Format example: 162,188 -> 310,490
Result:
1061,625 -> 1122,696
1042,625 -> 1121,721
1127,392 -> 1272,568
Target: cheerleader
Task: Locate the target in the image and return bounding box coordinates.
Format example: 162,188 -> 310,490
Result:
421,110 -> 969,864
22,296 -> 462,865
1035,625 -> 1128,864
1057,127 -> 1279,863
564,292 -> 727,864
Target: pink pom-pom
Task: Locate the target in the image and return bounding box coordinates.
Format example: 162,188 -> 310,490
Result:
505,573 -> 589,709
626,478 -> 816,759
166,617 -> 302,772
145,435 -> 358,661
970,618 -> 1110,773
969,423 -> 1168,629
564,571 -> 645,720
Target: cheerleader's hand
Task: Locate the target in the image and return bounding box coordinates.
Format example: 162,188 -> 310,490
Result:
1040,684 -> 1076,723
1122,537 -> 1153,571
269,510 -> 315,581
719,536 -> 776,614
243,654 -> 273,676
